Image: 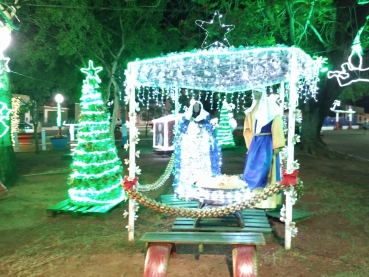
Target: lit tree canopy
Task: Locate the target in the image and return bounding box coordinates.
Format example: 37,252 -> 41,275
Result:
8,0 -> 369,156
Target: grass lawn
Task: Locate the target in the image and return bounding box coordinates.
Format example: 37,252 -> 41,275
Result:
1,138 -> 369,277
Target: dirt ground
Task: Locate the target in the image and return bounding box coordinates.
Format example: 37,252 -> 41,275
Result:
1,138 -> 369,277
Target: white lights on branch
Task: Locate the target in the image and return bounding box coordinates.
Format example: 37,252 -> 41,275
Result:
328,19 -> 369,87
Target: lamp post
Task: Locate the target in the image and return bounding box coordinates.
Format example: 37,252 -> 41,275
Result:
55,93 -> 64,137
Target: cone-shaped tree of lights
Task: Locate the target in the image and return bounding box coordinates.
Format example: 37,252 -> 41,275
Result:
216,103 -> 235,149
67,60 -> 126,206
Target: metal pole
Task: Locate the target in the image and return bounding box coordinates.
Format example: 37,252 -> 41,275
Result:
121,96 -> 128,147
41,130 -> 46,151
127,64 -> 136,242
174,87 -> 179,127
70,125 -> 75,141
285,49 -> 298,250
13,132 -> 19,152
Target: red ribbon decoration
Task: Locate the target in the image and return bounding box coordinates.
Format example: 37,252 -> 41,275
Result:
280,169 -> 299,187
122,176 -> 138,191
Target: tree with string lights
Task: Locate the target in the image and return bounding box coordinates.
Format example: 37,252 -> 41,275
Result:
0,1 -> 22,187
67,60 -> 126,206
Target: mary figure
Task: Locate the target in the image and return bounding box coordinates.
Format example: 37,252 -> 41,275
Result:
173,100 -> 222,199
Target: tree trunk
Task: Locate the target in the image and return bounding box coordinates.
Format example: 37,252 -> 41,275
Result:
297,2 -> 369,156
121,86 -> 128,147
0,72 -> 18,186
33,101 -> 40,154
299,76 -> 342,156
110,79 -> 120,136
300,99 -> 325,155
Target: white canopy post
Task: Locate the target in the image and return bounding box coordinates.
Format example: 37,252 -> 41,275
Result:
335,111 -> 340,130
279,82 -> 285,116
285,51 -> 299,250
126,64 -> 137,242
174,87 -> 179,127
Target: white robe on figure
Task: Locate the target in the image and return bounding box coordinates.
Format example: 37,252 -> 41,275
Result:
173,100 -> 221,199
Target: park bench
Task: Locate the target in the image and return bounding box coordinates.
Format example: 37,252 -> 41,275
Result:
17,133 -> 41,143
140,231 -> 265,277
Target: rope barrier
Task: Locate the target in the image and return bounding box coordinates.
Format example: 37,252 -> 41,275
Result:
125,182 -> 286,218
135,154 -> 174,192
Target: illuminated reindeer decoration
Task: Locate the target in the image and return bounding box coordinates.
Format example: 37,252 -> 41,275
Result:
330,100 -> 341,111
328,16 -> 369,86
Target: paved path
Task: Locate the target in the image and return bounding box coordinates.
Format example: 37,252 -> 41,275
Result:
322,129 -> 369,161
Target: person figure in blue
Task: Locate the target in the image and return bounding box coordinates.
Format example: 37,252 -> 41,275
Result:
173,99 -> 222,199
242,87 -> 285,208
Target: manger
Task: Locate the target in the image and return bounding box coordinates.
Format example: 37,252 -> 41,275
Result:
123,45 -> 320,250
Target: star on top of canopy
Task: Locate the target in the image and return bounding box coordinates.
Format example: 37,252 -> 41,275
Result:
195,11 -> 235,49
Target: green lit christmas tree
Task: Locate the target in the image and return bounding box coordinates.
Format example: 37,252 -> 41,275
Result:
216,101 -> 236,149
68,60 -> 126,206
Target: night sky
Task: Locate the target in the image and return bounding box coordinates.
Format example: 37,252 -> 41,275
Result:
356,96 -> 369,112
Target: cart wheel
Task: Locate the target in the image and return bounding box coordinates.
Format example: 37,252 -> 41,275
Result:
232,245 -> 257,277
144,243 -> 172,277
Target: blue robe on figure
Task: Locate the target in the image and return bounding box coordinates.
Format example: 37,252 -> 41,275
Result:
173,100 -> 222,199
242,89 -> 285,208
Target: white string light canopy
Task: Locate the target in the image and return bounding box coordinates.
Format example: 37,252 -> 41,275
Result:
124,12 -> 322,250
129,45 -> 320,98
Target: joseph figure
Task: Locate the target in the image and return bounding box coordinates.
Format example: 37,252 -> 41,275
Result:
242,88 -> 285,209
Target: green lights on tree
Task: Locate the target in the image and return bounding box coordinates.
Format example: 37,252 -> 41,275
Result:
0,22 -> 11,75
0,54 -> 10,75
0,101 -> 11,138
67,60 -> 126,206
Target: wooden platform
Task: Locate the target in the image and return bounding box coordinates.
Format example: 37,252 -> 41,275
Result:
172,209 -> 272,233
160,195 -> 272,233
266,206 -> 313,223
140,232 -> 264,277
140,231 -> 265,246
46,199 -> 123,219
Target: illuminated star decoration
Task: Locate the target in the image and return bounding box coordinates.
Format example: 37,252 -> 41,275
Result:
328,19 -> 369,86
0,53 -> 10,75
81,60 -> 103,83
0,101 -> 12,138
195,10 -> 235,49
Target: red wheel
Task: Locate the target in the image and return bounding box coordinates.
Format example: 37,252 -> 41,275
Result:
144,243 -> 172,277
232,245 -> 257,277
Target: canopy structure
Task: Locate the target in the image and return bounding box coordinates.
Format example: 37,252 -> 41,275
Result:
128,45 -> 319,95
124,45 -> 320,249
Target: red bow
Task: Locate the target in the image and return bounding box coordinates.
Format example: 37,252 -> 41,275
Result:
280,169 -> 299,187
122,176 -> 138,191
